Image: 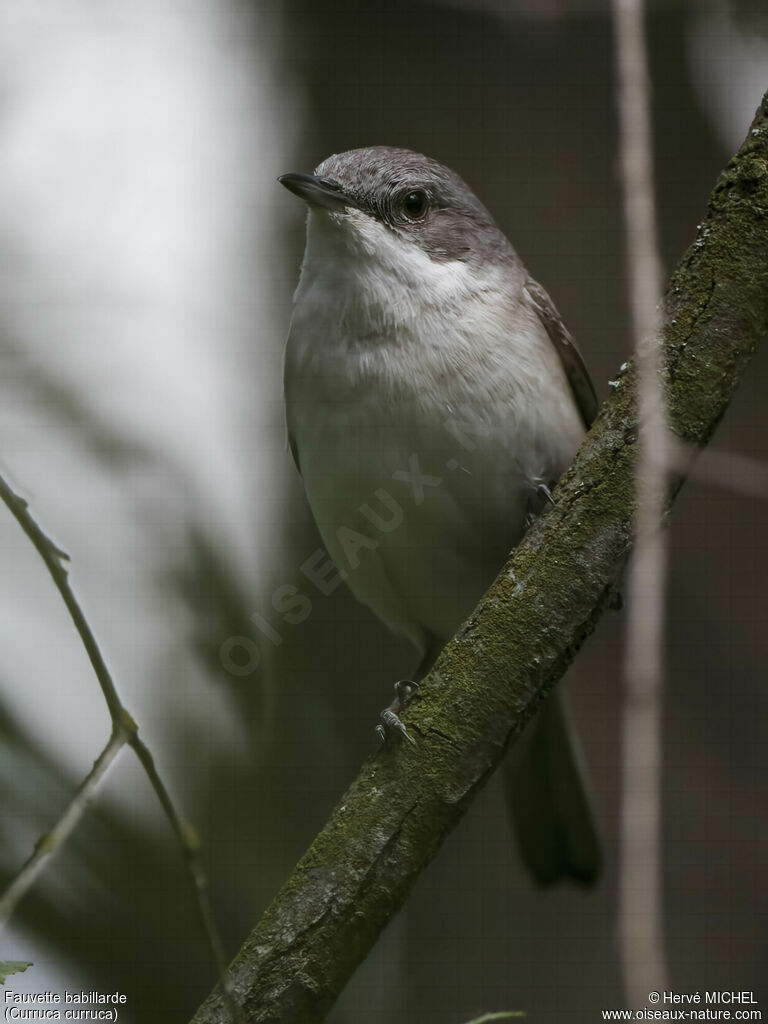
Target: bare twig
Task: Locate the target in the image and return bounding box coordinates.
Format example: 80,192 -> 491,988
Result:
129,735 -> 234,999
0,725 -> 128,923
612,0 -> 671,1005
666,443 -> 768,501
0,471 -> 242,1024
461,1014 -> 525,1023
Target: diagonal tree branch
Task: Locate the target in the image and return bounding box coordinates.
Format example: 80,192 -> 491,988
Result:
191,92 -> 768,1024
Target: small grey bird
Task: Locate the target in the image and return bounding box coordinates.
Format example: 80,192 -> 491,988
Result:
280,147 -> 601,885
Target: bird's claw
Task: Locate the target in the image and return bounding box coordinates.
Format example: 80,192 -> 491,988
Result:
377,708 -> 418,747
536,482 -> 555,506
376,680 -> 420,747
525,480 -> 556,529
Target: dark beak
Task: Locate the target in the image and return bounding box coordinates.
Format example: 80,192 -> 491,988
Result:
278,172 -> 360,212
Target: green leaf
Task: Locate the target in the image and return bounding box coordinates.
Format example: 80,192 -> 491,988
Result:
0,961 -> 33,984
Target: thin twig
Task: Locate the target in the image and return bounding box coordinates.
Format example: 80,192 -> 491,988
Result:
130,735 -> 234,1002
667,443 -> 768,501
0,472 -> 124,721
0,725 -> 128,924
460,1014 -> 526,1023
0,470 -> 242,1023
612,0 -> 670,1005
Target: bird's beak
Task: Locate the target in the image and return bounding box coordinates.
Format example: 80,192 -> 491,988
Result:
278,172 -> 361,213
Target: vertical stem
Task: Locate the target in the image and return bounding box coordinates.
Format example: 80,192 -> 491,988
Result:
612,0 -> 670,1006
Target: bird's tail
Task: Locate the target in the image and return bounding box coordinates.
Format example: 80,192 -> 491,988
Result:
504,688 -> 602,886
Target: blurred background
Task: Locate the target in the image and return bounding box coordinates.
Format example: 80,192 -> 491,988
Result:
0,0 -> 766,1021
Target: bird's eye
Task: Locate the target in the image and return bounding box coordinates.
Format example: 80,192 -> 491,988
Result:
400,189 -> 429,221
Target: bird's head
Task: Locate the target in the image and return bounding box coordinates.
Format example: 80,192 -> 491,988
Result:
279,146 -> 515,274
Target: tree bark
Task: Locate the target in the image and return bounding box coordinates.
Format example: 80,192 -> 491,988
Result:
191,92 -> 768,1024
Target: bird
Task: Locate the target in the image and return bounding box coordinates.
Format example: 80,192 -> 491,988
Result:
279,146 -> 601,885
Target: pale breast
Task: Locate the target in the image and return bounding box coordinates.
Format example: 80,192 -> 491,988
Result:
284,287 -> 585,653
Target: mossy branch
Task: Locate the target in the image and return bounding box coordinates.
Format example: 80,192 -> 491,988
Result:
191,93 -> 768,1024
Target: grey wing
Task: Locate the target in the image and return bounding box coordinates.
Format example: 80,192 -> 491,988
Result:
287,430 -> 301,475
283,344 -> 302,475
523,278 -> 599,430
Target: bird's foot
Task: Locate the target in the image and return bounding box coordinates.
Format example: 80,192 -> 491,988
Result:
375,680 -> 420,747
536,481 -> 555,506
525,480 -> 556,529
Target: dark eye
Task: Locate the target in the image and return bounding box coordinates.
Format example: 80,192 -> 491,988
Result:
401,189 -> 429,221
